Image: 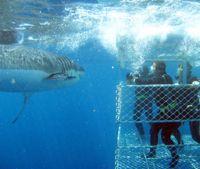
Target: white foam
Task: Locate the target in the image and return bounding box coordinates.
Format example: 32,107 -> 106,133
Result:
16,1 -> 200,68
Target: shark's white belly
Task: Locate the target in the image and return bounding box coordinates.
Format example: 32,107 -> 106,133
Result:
0,69 -> 68,92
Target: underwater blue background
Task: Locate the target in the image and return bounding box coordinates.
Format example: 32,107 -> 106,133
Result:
0,40 -> 120,169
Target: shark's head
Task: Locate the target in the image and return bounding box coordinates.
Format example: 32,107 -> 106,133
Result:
66,62 -> 85,81
0,47 -> 83,92
45,57 -> 84,86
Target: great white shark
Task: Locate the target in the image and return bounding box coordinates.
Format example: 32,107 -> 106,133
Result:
0,45 -> 84,123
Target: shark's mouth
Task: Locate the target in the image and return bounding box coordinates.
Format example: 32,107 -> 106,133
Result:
66,76 -> 77,80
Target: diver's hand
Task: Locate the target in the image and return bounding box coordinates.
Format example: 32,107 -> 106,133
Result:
192,81 -> 200,85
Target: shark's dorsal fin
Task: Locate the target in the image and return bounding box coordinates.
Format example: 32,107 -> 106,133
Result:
11,93 -> 32,124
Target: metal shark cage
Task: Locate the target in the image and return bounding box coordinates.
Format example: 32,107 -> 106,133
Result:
115,83 -> 200,169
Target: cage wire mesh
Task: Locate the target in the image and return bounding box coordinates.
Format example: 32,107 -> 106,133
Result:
115,83 -> 200,169
116,84 -> 200,123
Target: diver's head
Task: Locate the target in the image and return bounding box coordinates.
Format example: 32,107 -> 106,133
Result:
152,61 -> 166,74
126,73 -> 135,85
139,65 -> 149,76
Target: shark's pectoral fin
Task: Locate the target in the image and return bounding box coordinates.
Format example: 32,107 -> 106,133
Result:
11,93 -> 32,124
44,73 -> 76,81
44,73 -> 67,81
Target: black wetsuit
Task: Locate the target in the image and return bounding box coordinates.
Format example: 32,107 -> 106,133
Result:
136,71 -> 180,168
134,74 -> 153,138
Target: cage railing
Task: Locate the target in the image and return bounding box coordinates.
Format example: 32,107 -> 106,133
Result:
115,122 -> 200,169
115,83 -> 200,169
116,83 -> 200,123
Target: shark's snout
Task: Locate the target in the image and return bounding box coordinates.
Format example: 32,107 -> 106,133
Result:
53,57 -> 84,81
74,64 -> 84,76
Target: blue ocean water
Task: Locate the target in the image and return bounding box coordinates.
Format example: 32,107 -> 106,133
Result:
0,35 -> 124,169
0,0 -> 200,169
0,41 -> 119,169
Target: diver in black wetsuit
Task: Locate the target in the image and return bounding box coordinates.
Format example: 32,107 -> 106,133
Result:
126,65 -> 153,140
135,61 -> 181,168
176,62 -> 200,143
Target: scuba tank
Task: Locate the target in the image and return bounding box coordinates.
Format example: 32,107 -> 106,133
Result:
176,64 -> 183,84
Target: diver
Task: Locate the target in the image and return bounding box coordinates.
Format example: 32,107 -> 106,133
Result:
176,62 -> 200,143
126,65 -> 153,141
135,61 -> 181,168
